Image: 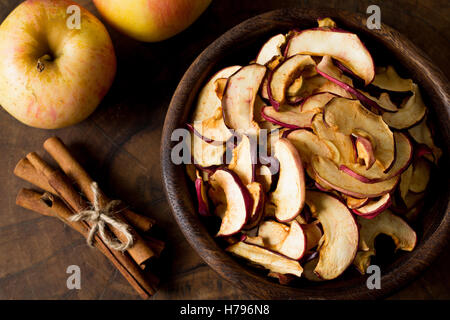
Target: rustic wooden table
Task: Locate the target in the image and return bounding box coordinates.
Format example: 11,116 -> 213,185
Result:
0,0 -> 448,300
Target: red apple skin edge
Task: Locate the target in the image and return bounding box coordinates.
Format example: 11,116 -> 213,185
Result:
347,197 -> 370,209
287,96 -> 304,106
299,91 -> 341,112
266,69 -> 281,111
354,135 -> 376,170
195,178 -> 210,217
334,59 -> 364,83
244,186 -> 265,230
215,168 -> 254,237
338,165 -> 384,184
239,239 -> 304,262
339,133 -> 414,183
186,123 -> 226,145
314,169 -> 399,199
255,33 -> 286,63
352,194 -> 393,219
315,67 -> 385,112
261,106 -> 311,129
286,27 -> 375,85
415,143 -> 433,159
291,221 -> 307,260
315,181 -> 333,192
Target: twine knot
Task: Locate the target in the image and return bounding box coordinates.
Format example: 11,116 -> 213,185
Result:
70,182 -> 134,251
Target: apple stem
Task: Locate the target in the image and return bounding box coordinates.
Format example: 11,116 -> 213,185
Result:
37,54 -> 53,73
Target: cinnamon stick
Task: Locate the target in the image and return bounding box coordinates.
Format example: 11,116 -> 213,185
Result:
14,158 -> 56,194
14,156 -> 155,233
43,137 -> 156,232
143,235 -> 166,258
16,188 -> 157,299
26,152 -> 156,268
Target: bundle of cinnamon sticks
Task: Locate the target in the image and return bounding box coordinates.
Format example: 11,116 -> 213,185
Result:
14,136 -> 164,299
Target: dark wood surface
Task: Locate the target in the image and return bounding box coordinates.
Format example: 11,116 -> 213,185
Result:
0,0 -> 448,300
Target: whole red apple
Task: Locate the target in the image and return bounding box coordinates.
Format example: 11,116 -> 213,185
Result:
0,0 -> 116,129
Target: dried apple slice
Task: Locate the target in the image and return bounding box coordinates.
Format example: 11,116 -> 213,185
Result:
287,76 -> 304,97
316,56 -> 388,112
256,165 -> 273,192
243,235 -> 265,247
193,65 -> 242,122
214,78 -> 228,100
208,180 -> 226,208
354,210 -> 416,274
245,182 -> 265,229
266,55 -> 284,71
408,116 -> 442,163
228,135 -> 256,186
226,241 -> 303,276
268,138 -> 306,222
306,191 -> 359,280
209,169 -> 253,236
409,158 -> 431,193
303,258 -> 323,282
311,113 -> 355,164
403,191 -> 425,210
317,17 -> 337,28
277,220 -> 306,260
346,196 -> 369,209
186,163 -> 197,182
352,193 -> 392,219
258,120 -> 281,132
253,95 -> 266,122
268,54 -> 316,109
261,106 -> 316,129
358,91 -> 398,112
286,29 -> 375,85
195,172 -> 210,217
323,97 -> 395,169
299,74 -> 353,99
192,107 -> 232,142
382,84 -> 426,129
260,74 -> 270,100
372,66 -> 413,92
191,132 -> 226,167
258,220 -> 289,248
300,92 -> 339,113
399,164 -> 413,201
340,132 -> 413,183
354,135 -> 375,170
187,123 -> 224,145
312,156 -> 399,198
303,222 -> 323,251
258,220 -> 306,259
286,129 -> 335,165
256,33 -> 286,65
222,64 -> 267,134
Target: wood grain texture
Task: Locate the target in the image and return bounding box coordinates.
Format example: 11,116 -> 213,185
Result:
0,0 -> 449,299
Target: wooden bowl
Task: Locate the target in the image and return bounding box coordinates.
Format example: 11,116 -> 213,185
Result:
161,8 -> 450,299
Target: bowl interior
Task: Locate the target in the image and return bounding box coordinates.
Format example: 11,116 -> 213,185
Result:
162,8 -> 450,299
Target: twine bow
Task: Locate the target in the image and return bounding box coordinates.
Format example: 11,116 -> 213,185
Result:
70,182 -> 134,251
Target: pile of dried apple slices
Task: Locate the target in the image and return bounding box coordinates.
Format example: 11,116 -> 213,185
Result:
184,17 -> 441,283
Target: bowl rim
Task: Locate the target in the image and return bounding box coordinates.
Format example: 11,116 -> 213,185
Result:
161,8 -> 450,299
